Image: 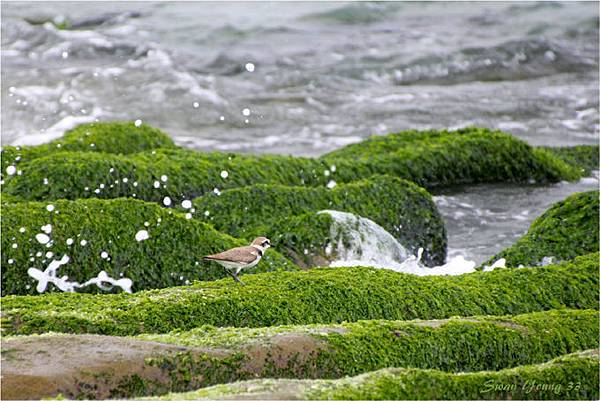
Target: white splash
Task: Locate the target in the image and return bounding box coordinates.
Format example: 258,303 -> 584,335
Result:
319,210 -> 411,266
27,254 -> 133,293
319,210 -> 506,276
135,229 -> 149,241
35,233 -> 51,244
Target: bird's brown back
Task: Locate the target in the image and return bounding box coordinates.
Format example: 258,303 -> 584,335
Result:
204,246 -> 260,264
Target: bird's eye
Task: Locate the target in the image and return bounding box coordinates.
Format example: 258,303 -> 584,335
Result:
263,241 -> 270,246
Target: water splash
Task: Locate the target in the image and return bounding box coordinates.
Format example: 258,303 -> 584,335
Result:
27,254 -> 132,293
319,210 -> 506,276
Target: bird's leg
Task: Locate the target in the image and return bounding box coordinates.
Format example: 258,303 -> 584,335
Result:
224,268 -> 237,280
232,270 -> 245,286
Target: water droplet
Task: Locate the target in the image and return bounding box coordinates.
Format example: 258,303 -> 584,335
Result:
242,108 -> 250,116
220,170 -> 229,179
135,230 -> 149,242
245,62 -> 255,72
134,119 -> 142,127
163,196 -> 172,206
46,204 -> 55,212
181,200 -> 192,209
6,165 -> 16,175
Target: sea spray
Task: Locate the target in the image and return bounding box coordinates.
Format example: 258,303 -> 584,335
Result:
27,255 -> 133,293
319,210 -> 506,276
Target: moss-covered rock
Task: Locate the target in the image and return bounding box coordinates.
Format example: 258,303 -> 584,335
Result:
3,310 -> 596,399
139,309 -> 598,377
1,122 -> 175,180
2,253 -> 597,335
0,198 -> 296,296
3,127 -> 585,203
543,145 -> 599,176
1,148 -> 326,202
140,350 -> 600,400
486,191 -> 599,267
323,127 -> 581,188
192,175 -> 446,266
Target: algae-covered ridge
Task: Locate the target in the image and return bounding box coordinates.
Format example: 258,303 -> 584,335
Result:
0,198 -> 297,296
138,349 -> 599,400
192,175 -> 447,266
486,190 -> 599,267
3,124 -> 596,204
2,253 -> 598,335
3,309 -> 597,400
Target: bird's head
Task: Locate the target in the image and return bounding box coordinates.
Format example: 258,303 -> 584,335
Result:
251,237 -> 271,251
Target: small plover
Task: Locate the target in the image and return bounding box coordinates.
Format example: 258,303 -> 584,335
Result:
203,237 -> 271,284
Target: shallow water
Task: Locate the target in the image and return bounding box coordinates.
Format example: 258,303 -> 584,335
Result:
1,1 -> 598,265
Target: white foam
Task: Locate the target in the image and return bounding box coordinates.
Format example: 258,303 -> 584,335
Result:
27,254 -> 133,293
12,107 -> 103,146
135,229 -> 149,241
320,210 -> 506,276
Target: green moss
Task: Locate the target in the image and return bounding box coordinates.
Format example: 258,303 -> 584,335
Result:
139,309 -> 598,376
193,175 -> 446,266
139,350 -> 600,400
2,149 -> 326,202
1,121 -> 175,181
2,253 -> 597,335
323,127 -> 581,188
4,127 -> 583,203
1,198 -> 296,295
543,145 -> 599,175
486,191 -> 599,267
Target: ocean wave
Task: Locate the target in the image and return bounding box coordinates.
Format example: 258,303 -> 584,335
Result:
299,2 -> 401,25
24,10 -> 142,30
389,38 -> 596,86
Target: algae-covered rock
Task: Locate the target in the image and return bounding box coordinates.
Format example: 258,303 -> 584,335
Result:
486,191 -> 599,267
543,145 -> 599,175
2,253 -> 597,335
139,350 -> 599,400
323,127 -> 581,187
2,148 -> 327,202
3,125 -> 585,203
1,121 -> 175,180
3,310 -> 596,400
138,309 -> 598,378
1,198 -> 296,296
193,175 -> 447,266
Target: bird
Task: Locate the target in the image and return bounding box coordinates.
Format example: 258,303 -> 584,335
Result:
203,237 -> 271,285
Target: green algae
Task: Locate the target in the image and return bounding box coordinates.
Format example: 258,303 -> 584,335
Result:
1,198 -> 297,296
192,175 -> 447,266
2,253 -> 597,335
486,191 -> 599,267
3,126 -> 587,203
138,349 -> 599,400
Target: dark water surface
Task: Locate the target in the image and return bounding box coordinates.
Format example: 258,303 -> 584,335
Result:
2,1 -> 598,263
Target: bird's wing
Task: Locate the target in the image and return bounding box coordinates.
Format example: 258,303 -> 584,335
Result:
204,246 -> 259,264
